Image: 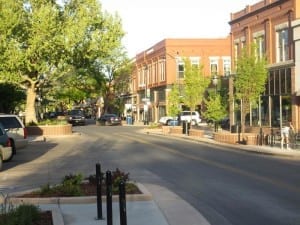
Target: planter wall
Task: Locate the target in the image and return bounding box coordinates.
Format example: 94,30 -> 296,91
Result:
162,126 -> 182,134
189,129 -> 204,137
213,132 -> 258,145
27,124 -> 72,136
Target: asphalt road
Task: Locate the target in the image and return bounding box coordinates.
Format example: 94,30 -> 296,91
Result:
1,122 -> 300,225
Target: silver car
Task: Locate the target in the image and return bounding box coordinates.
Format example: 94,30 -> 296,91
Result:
0,114 -> 28,155
0,123 -> 13,171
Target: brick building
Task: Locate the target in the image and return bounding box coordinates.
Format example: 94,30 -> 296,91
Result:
229,0 -> 300,131
129,38 -> 230,123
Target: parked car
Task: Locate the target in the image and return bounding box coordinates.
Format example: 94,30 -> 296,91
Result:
159,116 -> 176,125
220,117 -> 230,130
167,119 -> 179,126
0,122 -> 13,170
0,114 -> 28,155
180,111 -> 201,126
97,114 -> 122,126
67,109 -> 86,126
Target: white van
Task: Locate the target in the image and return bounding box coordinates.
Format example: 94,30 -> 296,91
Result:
180,111 -> 201,125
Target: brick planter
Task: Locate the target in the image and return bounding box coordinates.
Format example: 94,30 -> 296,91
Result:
189,129 -> 204,137
27,124 -> 72,136
213,132 -> 258,145
162,126 -> 183,134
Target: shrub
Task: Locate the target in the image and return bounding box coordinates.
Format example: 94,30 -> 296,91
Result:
0,204 -> 41,225
28,119 -> 68,126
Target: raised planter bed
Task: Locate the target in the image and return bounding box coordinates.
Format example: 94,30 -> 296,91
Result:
26,124 -> 72,136
189,129 -> 204,137
213,132 -> 258,145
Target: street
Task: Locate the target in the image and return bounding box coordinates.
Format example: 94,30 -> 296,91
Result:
1,122 -> 300,225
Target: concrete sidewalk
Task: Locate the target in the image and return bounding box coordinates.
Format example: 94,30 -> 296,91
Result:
17,183 -> 210,225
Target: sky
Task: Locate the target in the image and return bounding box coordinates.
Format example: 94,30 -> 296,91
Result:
100,0 -> 260,58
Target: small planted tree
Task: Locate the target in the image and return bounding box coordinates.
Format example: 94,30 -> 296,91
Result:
182,58 -> 210,126
203,94 -> 227,132
167,83 -> 181,120
234,43 -> 268,133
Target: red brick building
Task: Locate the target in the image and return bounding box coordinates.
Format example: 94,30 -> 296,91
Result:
129,38 -> 230,123
229,0 -> 300,131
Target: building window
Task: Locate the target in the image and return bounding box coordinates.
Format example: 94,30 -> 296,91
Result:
240,36 -> 246,49
223,57 -> 231,76
190,57 -> 200,69
276,28 -> 289,62
176,57 -> 184,79
159,59 -> 166,81
138,68 -> 145,87
147,64 -> 151,85
234,42 -> 239,66
210,57 -> 219,76
254,35 -> 265,59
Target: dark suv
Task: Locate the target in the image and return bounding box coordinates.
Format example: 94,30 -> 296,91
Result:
67,109 -> 86,126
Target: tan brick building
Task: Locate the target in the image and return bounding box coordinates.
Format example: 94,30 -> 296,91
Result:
129,38 -> 230,123
229,0 -> 300,131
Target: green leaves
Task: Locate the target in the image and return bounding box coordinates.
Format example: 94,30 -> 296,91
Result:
235,43 -> 268,103
182,58 -> 210,112
0,0 -> 126,122
203,95 -> 227,123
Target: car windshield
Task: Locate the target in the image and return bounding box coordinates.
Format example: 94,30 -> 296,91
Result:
105,114 -> 117,117
69,110 -> 83,115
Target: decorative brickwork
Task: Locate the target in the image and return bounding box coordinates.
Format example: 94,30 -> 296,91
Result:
213,132 -> 258,145
27,124 -> 72,136
189,129 -> 204,137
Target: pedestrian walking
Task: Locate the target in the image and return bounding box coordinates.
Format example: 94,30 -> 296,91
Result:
281,121 -> 295,149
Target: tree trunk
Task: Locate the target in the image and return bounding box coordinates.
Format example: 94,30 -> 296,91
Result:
25,86 -> 37,125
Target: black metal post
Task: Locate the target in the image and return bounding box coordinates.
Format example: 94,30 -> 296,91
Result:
96,163 -> 103,220
119,180 -> 127,225
106,170 -> 113,225
271,128 -> 274,147
259,127 -> 263,146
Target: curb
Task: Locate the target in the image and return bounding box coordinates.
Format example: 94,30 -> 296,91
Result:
142,128 -> 300,158
7,183 -> 152,205
4,183 -> 152,225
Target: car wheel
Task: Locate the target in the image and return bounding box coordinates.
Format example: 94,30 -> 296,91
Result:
5,150 -> 13,162
10,139 -> 16,155
105,121 -> 110,126
191,120 -> 197,126
0,155 -> 3,171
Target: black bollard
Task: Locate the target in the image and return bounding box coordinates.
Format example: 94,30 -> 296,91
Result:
106,171 -> 113,225
96,163 -> 103,220
119,180 -> 127,225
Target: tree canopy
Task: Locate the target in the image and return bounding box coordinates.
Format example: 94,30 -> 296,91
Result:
0,0 -> 126,123
234,43 -> 268,132
182,58 -> 210,112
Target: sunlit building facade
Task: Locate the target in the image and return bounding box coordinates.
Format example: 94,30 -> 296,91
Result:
130,38 -> 230,123
229,0 -> 300,131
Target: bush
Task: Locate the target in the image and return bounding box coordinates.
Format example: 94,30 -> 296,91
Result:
27,119 -> 68,126
0,204 -> 41,225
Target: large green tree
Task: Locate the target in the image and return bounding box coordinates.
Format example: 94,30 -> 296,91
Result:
0,0 -> 125,124
234,43 -> 268,133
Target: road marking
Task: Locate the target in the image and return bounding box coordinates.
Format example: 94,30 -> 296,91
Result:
119,133 -> 300,194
